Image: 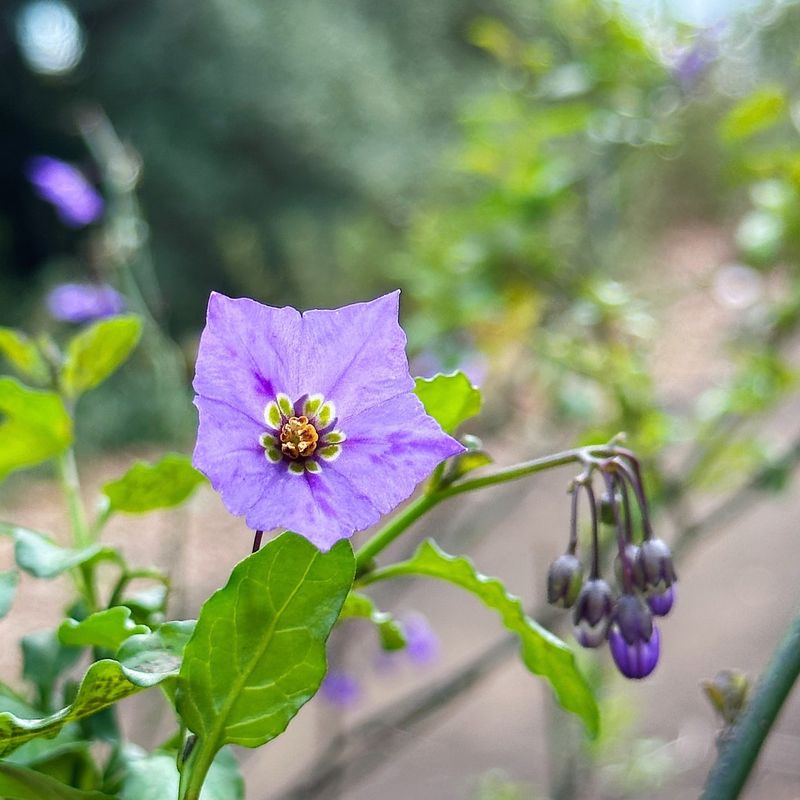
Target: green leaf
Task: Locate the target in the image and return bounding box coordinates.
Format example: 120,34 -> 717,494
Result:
0,328 -> 48,384
117,621 -> 195,681
22,631 -> 82,705
59,608 -> 150,652
121,748 -> 242,800
102,454 -> 206,514
414,371 -> 482,434
370,540 -> 599,736
0,763 -> 115,800
61,315 -> 142,399
177,532 -> 354,751
0,569 -> 19,619
0,378 -> 73,481
3,525 -> 122,579
341,592 -> 406,651
0,656 -> 180,758
721,87 -> 786,142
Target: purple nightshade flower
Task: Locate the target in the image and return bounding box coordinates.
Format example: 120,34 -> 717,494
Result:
26,156 -> 104,227
192,291 -> 465,551
402,612 -> 439,665
320,670 -> 361,708
647,585 -> 676,617
609,624 -> 660,680
46,283 -> 126,323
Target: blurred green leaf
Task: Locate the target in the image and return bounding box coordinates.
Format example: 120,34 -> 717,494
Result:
414,371 -> 482,433
0,328 -> 48,384
102,454 -> 205,514
120,747 -> 242,800
341,591 -> 406,651
2,525 -> 122,579
0,763 -> 114,800
0,656 -> 180,758
177,532 -> 354,753
367,540 -> 599,736
721,87 -> 785,142
21,630 -> 82,708
61,316 -> 142,400
116,621 -> 195,681
59,608 -> 150,652
0,570 -> 18,619
0,378 -> 73,481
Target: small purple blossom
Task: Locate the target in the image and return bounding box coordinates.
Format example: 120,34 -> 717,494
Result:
46,283 -> 126,323
647,585 -> 676,617
192,291 -> 465,550
26,156 -> 104,227
609,624 -> 660,680
402,612 -> 439,665
320,670 -> 361,708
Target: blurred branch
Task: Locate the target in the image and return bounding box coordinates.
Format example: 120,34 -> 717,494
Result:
273,429 -> 800,800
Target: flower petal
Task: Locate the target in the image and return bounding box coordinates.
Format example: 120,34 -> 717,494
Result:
193,293 -> 302,419
330,393 -> 464,514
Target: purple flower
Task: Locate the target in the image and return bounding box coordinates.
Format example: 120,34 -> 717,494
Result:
609,624 -> 660,680
192,291 -> 464,550
572,578 -> 614,648
402,612 -> 439,665
647,585 -> 676,617
26,156 -> 104,227
320,670 -> 360,708
46,283 -> 126,323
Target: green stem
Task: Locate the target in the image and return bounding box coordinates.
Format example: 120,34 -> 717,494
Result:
702,606 -> 800,800
178,737 -> 216,800
354,445 -> 617,574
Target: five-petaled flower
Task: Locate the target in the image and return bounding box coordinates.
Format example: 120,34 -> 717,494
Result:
193,291 -> 464,550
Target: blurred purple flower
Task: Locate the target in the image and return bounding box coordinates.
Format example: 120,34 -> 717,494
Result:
670,29 -> 720,89
320,670 -> 361,708
47,283 -> 126,324
192,291 -> 464,550
403,612 -> 440,665
26,155 -> 104,227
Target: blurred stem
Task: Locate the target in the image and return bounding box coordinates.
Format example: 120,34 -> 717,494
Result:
702,606 -> 800,800
56,449 -> 97,612
178,737 -> 215,800
354,444 -> 619,573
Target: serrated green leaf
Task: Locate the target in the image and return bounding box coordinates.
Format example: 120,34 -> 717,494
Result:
366,540 -> 599,736
721,87 -> 785,142
0,656 -> 180,758
2,525 -> 122,579
59,608 -> 150,652
61,315 -> 142,399
120,747 -> 242,800
0,378 -> 73,481
0,328 -> 49,384
102,454 -> 205,514
341,592 -> 406,651
414,371 -> 482,433
117,621 -> 194,680
0,763 -> 115,800
177,532 -> 354,752
0,569 -> 18,618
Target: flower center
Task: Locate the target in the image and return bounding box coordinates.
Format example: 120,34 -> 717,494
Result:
260,393 -> 346,475
279,415 -> 319,459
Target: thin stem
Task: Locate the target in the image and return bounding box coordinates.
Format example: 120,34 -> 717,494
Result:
616,472 -> 633,543
567,486 -> 579,555
702,606 -> 800,799
605,473 -> 630,593
613,452 -> 654,539
252,530 -> 264,553
178,737 -> 215,800
583,481 -> 599,580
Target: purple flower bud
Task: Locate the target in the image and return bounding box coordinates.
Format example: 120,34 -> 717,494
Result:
547,553 -> 583,609
638,538 -> 677,594
613,593 -> 653,646
46,283 -> 126,324
26,156 -> 104,228
647,584 -> 676,617
614,543 -> 645,591
402,612 -> 439,666
320,670 -> 360,708
609,624 -> 660,680
572,579 -> 614,648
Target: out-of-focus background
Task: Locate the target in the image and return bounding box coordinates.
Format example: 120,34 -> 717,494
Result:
3,0 -> 800,797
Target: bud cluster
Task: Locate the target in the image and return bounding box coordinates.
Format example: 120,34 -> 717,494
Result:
545,450 -> 677,680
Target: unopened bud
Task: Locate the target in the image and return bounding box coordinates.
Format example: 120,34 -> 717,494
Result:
572,579 -> 614,648
638,538 -> 677,594
547,554 -> 583,609
598,491 -> 619,525
647,585 -> 676,617
614,543 -> 645,591
702,669 -> 750,726
609,624 -> 660,680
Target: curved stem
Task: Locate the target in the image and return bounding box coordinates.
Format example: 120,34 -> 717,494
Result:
583,481 -> 599,580
702,606 -> 800,799
178,736 -> 215,800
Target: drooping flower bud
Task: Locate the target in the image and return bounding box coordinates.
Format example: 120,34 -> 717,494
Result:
647,584 -> 676,617
614,543 -> 645,591
572,579 -> 614,648
637,537 -> 677,594
609,623 -> 660,680
613,593 -> 653,645
547,554 -> 584,609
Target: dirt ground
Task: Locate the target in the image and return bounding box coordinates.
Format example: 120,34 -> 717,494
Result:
2,224 -> 800,799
